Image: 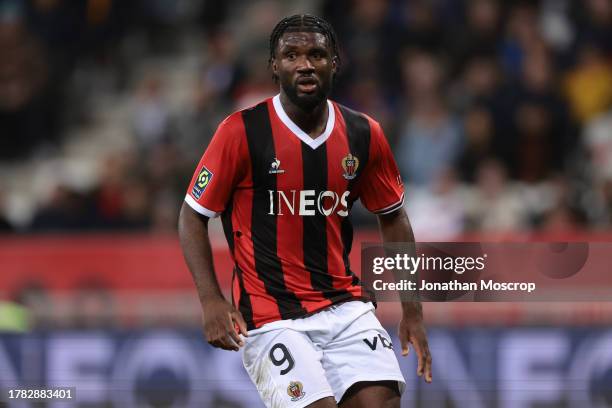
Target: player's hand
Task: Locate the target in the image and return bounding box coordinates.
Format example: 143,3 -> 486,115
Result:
201,296 -> 248,351
398,314 -> 432,383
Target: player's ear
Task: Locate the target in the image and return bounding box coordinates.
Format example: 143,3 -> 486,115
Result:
272,58 -> 279,77
331,56 -> 338,75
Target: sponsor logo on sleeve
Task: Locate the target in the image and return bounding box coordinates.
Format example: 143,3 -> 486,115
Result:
191,166 -> 213,199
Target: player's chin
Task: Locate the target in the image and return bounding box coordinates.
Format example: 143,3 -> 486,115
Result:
296,88 -> 317,97
294,92 -> 326,110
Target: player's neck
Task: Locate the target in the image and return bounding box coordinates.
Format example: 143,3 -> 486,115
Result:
279,93 -> 328,139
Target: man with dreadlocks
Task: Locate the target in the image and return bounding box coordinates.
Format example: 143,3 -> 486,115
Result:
179,14 -> 432,408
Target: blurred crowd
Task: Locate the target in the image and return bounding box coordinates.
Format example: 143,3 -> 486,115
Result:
1,0 -> 612,238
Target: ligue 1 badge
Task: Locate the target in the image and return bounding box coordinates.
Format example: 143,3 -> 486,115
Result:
191,166 -> 213,199
341,153 -> 359,180
287,381 -> 305,402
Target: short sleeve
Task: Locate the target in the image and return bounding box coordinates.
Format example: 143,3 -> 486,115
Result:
184,113 -> 246,217
358,120 -> 405,214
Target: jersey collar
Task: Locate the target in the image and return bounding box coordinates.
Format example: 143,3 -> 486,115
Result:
272,94 -> 335,150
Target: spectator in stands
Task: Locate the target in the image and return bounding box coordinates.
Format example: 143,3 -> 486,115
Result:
571,0 -> 612,55
446,0 -> 502,76
343,76 -> 395,138
584,106 -> 612,182
504,45 -> 574,182
324,0 -> 403,97
405,168 -> 466,240
199,30 -> 242,104
3,0 -> 612,235
0,5 -> 54,159
230,1 -> 279,109
146,141 -> 190,198
513,101 -> 557,182
119,178 -> 151,230
91,150 -> 153,230
396,50 -> 463,186
500,2 -> 541,79
399,0 -> 445,53
457,105 -> 496,182
177,30 -> 242,161
564,44 -> 612,124
540,204 -> 584,234
131,73 -> 171,149
582,106 -> 612,225
29,185 -> 95,231
466,159 -> 528,232
450,54 -> 503,113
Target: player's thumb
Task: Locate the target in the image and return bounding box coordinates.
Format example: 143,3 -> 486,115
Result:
233,311 -> 248,337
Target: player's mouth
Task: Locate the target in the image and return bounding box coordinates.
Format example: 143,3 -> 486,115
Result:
296,77 -> 318,93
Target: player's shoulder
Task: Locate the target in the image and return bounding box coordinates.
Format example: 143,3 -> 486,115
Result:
218,97 -> 272,130
331,100 -> 383,135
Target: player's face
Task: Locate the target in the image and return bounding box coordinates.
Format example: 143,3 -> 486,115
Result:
273,31 -> 337,111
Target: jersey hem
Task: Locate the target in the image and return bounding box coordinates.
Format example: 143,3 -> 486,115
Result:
247,295 -> 375,333
184,194 -> 219,218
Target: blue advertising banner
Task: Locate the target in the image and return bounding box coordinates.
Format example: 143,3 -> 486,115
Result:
0,328 -> 611,407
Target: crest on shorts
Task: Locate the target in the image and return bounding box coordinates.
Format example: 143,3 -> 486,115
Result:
287,381 -> 305,401
341,154 -> 359,180
191,166 -> 213,199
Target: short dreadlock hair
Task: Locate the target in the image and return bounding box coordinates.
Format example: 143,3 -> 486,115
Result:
268,14 -> 340,81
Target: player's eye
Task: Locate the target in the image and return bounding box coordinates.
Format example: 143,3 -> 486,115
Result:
286,52 -> 297,60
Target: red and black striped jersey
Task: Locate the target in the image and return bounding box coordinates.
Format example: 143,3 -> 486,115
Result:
185,95 -> 404,330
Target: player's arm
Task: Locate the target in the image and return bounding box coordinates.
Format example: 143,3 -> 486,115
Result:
178,115 -> 248,351
178,203 -> 247,351
377,207 -> 432,383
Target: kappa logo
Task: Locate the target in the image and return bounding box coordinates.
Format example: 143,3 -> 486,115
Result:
269,158 -> 285,174
287,381 -> 305,402
191,166 -> 213,199
342,154 -> 359,180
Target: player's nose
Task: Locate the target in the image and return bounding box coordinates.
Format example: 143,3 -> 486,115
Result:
296,55 -> 315,72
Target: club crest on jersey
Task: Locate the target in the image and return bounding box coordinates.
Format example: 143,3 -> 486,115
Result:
287,381 -> 305,401
269,158 -> 285,174
341,154 -> 359,180
191,166 -> 213,199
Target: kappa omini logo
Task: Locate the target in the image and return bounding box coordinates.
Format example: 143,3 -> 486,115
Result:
269,158 -> 285,174
341,153 -> 359,180
191,166 -> 213,199
287,381 -> 305,402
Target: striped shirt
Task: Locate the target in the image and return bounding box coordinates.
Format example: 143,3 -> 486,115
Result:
185,95 -> 404,330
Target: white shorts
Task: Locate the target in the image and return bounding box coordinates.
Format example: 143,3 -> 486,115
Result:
242,301 -> 405,408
